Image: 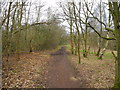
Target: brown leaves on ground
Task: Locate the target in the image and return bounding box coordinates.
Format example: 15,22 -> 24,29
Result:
2,50 -> 52,88
69,52 -> 115,88
2,48 -> 115,88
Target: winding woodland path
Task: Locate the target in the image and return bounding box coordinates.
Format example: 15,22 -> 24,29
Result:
45,47 -> 82,88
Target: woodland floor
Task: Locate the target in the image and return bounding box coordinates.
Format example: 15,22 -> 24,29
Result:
2,47 -> 115,88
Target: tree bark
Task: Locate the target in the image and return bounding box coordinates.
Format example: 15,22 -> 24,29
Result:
109,2 -> 120,88
73,2 -> 81,64
68,3 -> 74,54
5,2 -> 12,61
70,18 -> 74,54
16,2 -> 24,60
96,1 -> 103,56
73,32 -> 77,55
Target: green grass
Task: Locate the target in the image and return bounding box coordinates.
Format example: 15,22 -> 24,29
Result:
104,52 -> 113,59
80,50 -> 84,53
37,85 -> 44,88
64,45 -> 114,60
64,44 -> 71,49
90,52 -> 94,54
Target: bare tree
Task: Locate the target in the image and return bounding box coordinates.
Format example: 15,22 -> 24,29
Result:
72,2 -> 81,64
83,0 -> 120,87
5,2 -> 13,61
59,2 -> 75,54
109,1 -> 120,88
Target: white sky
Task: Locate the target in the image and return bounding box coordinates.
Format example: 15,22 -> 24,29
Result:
28,0 -> 109,31
2,0 -> 110,32
41,0 -> 59,7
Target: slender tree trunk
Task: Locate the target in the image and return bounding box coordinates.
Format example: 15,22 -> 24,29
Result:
99,32 -> 109,59
68,3 -> 74,55
70,19 -> 74,54
25,3 -> 31,41
78,2 -> 88,58
96,47 -> 101,56
73,33 -> 77,55
78,33 -> 81,64
5,2 -> 12,61
73,2 -> 81,64
83,19 -> 88,58
16,2 -> 24,60
96,0 -> 103,56
29,39 -> 32,52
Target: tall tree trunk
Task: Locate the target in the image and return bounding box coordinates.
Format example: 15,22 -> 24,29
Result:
5,2 -> 12,61
73,33 -> 77,55
83,18 -> 88,58
68,4 -> 74,55
73,2 -> 81,64
116,26 -> 120,88
96,0 -> 103,56
77,33 -> 81,64
78,1 -> 88,58
29,39 -> 32,52
16,2 -> 24,60
70,18 -> 74,54
25,2 -> 31,41
109,2 -> 120,88
114,3 -> 120,88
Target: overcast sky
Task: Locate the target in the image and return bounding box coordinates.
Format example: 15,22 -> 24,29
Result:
41,0 -> 59,7
2,0 -> 109,32
28,0 -> 109,31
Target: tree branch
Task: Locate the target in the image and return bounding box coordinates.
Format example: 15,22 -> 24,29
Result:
85,2 -> 115,34
87,22 -> 116,40
12,22 -> 51,34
